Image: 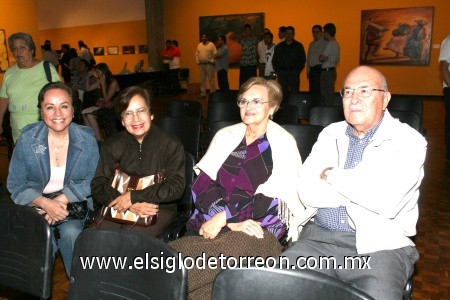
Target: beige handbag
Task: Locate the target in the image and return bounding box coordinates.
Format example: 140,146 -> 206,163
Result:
99,163 -> 165,227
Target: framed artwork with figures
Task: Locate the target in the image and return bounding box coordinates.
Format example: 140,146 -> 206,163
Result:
360,6 -> 434,66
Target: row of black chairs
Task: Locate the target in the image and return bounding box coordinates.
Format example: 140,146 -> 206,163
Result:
0,204 -> 377,300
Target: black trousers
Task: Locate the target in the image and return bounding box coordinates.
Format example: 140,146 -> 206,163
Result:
217,69 -> 230,92
277,68 -> 300,101
239,65 -> 257,87
308,65 -> 322,95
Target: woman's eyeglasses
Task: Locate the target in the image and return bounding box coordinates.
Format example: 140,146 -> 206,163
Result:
237,98 -> 268,108
122,107 -> 150,120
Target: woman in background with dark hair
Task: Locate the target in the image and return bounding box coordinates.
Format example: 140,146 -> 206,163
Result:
91,86 -> 185,236
81,62 -> 120,142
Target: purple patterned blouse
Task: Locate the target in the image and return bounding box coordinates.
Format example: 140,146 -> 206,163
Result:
186,134 -> 286,239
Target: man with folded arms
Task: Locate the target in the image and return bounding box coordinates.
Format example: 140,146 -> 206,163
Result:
282,66 -> 427,299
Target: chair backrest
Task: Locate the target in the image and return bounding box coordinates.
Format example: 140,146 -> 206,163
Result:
156,117 -> 201,157
287,92 -> 313,120
68,228 -> 187,300
273,104 -> 299,125
281,124 -> 324,162
207,101 -> 241,127
208,90 -> 239,104
179,68 -> 189,82
209,120 -> 240,144
388,95 -> 423,124
165,100 -> 202,120
0,204 -> 53,298
309,106 -> 345,127
212,266 -> 374,300
389,110 -> 421,132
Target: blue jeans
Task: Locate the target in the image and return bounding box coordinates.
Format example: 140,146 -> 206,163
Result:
52,218 -> 85,277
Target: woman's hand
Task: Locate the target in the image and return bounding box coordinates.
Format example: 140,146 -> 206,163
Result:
109,192 -> 132,212
52,193 -> 70,205
129,202 -> 159,218
43,198 -> 69,223
199,211 -> 227,239
227,219 -> 264,239
99,72 -> 106,86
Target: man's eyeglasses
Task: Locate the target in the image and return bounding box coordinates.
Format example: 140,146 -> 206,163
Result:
237,98 -> 268,108
122,107 -> 149,120
340,87 -> 386,98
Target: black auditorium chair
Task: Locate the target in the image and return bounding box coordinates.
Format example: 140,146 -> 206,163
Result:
389,110 -> 421,133
388,95 -> 423,124
208,120 -> 240,144
165,100 -> 202,121
212,266 -> 374,300
0,204 -> 53,299
309,106 -> 345,127
208,90 -> 239,104
159,151 -> 197,242
287,92 -> 314,121
68,228 -> 187,300
156,116 -> 201,157
273,104 -> 299,125
281,124 -> 324,162
178,68 -> 189,87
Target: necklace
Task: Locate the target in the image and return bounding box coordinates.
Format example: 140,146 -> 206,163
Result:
49,134 -> 68,167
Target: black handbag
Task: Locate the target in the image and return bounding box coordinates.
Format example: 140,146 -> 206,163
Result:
42,191 -> 89,226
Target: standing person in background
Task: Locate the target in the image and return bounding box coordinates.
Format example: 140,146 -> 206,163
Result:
439,34 -> 450,161
60,44 -> 72,83
195,33 -> 217,98
78,41 -> 94,67
278,26 -> 287,43
68,48 -> 81,78
168,40 -> 181,96
272,26 -> 306,101
0,32 -> 61,142
160,40 -> 173,72
307,25 -> 328,95
238,24 -> 258,86
320,23 -> 340,106
42,43 -> 60,69
214,35 -> 230,92
257,28 -> 271,77
263,32 -> 277,80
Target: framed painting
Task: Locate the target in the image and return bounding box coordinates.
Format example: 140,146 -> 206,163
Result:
0,29 -> 10,72
360,6 -> 434,66
107,46 -> 119,55
93,47 -> 105,56
122,45 -> 135,55
138,44 -> 148,54
199,12 -> 264,67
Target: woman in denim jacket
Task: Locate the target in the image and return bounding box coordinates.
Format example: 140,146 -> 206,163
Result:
7,82 -> 99,277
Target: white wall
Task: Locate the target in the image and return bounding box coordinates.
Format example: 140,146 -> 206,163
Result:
36,0 -> 145,29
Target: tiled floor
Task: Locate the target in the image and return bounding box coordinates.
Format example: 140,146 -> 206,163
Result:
0,94 -> 449,299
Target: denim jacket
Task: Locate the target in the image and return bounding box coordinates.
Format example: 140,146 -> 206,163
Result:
8,121 -> 99,209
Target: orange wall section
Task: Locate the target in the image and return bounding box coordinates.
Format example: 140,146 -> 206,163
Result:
39,20 -> 148,75
163,0 -> 450,96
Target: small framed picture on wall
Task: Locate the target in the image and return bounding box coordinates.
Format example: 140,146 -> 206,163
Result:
107,46 -> 119,55
122,45 -> 135,55
93,47 -> 105,56
139,44 -> 148,54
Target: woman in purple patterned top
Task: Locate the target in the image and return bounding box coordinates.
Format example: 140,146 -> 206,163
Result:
169,77 -> 304,298
185,77 -> 304,241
